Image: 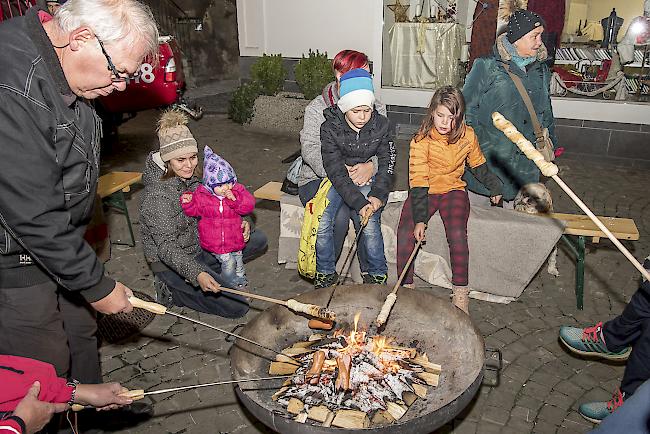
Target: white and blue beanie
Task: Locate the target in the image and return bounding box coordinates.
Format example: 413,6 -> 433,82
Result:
337,68 -> 375,113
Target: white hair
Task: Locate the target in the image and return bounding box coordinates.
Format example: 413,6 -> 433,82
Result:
54,0 -> 159,61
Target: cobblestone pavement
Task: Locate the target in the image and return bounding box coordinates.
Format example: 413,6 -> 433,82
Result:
96,111 -> 650,434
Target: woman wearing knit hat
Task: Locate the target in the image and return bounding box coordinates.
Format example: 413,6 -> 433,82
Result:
315,68 -> 396,288
180,146 -> 255,290
462,8 -> 559,208
297,50 -> 388,275
139,110 -> 267,316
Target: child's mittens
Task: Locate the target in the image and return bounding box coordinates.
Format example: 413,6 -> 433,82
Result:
181,193 -> 193,204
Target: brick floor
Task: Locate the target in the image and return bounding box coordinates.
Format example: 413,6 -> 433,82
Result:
95,111 -> 650,433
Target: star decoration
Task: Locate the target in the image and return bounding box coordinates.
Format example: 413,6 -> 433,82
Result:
387,0 -> 410,23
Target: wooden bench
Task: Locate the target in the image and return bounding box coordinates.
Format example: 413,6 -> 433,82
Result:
546,212 -> 639,310
97,171 -> 142,247
254,181 -> 283,201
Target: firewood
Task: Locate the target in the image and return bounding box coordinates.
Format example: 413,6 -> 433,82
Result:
309,333 -> 325,341
294,412 -> 308,423
272,386 -> 287,401
286,398 -> 304,415
269,361 -> 299,375
371,410 -> 393,426
281,347 -> 313,356
275,354 -> 296,363
385,401 -> 407,420
402,391 -> 418,406
385,346 -> 417,358
322,411 -> 335,427
411,382 -> 428,398
282,378 -> 292,387
409,356 -> 441,374
292,340 -> 315,349
331,410 -> 370,429
417,372 -> 439,387
307,405 -> 333,423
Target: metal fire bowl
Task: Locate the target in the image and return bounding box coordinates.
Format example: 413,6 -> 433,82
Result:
230,285 -> 484,434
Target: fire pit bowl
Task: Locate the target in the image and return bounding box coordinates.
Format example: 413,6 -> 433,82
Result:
230,285 -> 484,433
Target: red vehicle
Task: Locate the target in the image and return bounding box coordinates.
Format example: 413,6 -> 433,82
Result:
98,35 -> 202,137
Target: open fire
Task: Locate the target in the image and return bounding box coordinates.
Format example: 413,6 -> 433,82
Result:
269,313 -> 442,428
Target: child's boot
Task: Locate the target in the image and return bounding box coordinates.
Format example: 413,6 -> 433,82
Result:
452,285 -> 469,314
314,271 -> 339,289
362,274 -> 388,285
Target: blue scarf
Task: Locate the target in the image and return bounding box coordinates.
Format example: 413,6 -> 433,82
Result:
502,37 -> 537,71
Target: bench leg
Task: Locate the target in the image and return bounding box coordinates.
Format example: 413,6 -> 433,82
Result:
560,234 -> 586,310
104,190 -> 136,247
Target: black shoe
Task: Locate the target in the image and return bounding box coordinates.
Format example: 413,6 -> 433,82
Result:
314,271 -> 338,289
362,274 -> 388,285
153,276 -> 173,308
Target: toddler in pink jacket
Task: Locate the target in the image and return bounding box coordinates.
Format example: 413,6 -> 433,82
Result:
181,146 -> 255,288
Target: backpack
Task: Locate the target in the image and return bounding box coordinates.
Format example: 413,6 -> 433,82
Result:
297,178 -> 331,278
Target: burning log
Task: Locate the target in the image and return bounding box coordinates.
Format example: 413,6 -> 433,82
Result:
335,354 -> 352,391
272,387 -> 288,401
410,355 -> 442,374
332,410 -> 370,429
281,347 -> 313,357
294,412 -> 308,423
306,350 -> 326,384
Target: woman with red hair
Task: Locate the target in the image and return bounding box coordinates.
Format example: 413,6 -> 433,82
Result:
297,50 -> 387,273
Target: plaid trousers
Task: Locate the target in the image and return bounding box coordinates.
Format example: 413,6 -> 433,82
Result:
397,189 -> 470,286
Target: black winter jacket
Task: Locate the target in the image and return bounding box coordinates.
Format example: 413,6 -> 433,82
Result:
0,9 -> 113,302
320,107 -> 396,211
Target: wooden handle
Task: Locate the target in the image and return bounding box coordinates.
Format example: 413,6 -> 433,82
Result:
129,296 -> 167,315
551,175 -> 650,282
118,389 -> 145,400
286,299 -> 336,320
491,112 -> 559,177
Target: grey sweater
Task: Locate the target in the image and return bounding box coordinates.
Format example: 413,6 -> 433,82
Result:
298,81 -> 387,187
139,151 -> 206,286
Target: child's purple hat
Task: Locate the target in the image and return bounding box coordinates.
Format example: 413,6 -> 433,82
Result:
203,145 -> 237,191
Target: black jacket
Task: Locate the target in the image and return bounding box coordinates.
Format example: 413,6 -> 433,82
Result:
320,106 -> 396,211
0,9 -> 113,302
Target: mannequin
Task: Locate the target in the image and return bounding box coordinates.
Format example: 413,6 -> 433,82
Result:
601,8 -> 624,48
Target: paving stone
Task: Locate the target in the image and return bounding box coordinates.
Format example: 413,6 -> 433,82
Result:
503,364 -> 533,383
546,390 -> 576,410
100,356 -> 124,374
480,406 -> 511,425
528,372 -> 562,388
504,416 -> 534,433
536,403 -> 569,425
553,380 -> 585,398
521,381 -> 553,399
531,419 -> 558,434
516,395 -> 545,413
451,419 -> 477,434
475,421 -> 507,434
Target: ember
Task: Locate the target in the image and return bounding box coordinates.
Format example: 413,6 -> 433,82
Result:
270,313 -> 442,428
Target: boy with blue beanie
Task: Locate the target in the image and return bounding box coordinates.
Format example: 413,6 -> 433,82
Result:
315,68 -> 396,288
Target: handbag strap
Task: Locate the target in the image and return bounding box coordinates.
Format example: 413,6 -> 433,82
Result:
503,63 -> 544,142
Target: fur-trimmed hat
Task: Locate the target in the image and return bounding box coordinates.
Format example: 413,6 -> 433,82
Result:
203,146 -> 237,192
157,110 -> 198,162
337,68 -> 375,113
507,9 -> 545,43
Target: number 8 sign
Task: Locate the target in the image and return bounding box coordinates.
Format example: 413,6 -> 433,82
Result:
132,63 -> 155,84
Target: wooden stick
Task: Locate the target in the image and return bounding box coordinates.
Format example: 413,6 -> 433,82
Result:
375,240 -> 422,327
492,112 -> 650,282
216,286 -> 336,320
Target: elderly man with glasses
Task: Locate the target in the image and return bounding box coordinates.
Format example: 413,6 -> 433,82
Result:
0,0 -> 158,388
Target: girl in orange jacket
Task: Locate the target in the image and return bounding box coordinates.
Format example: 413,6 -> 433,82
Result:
396,86 -> 502,313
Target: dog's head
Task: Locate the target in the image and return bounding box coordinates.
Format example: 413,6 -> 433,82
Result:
514,183 -> 553,214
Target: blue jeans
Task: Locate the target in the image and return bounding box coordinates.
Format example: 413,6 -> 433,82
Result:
299,179 -> 368,271
315,185 -> 387,276
213,251 -> 247,288
155,229 -> 267,318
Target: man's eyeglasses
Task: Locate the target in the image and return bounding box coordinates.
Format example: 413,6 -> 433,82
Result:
96,37 -> 140,82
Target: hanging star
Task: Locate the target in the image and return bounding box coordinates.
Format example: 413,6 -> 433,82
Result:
387,0 -> 410,23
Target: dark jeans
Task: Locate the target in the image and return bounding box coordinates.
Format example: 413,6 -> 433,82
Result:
603,280 -> 650,396
156,229 -> 268,318
299,179 -> 368,270
0,279 -> 101,383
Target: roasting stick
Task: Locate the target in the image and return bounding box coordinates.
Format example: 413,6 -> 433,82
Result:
128,296 -> 301,366
375,240 -> 422,328
216,286 -> 336,321
70,376 -> 292,411
492,112 -> 650,282
308,211 -> 371,330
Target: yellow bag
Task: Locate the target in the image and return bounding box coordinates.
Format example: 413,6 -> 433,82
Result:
297,179 -> 332,278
